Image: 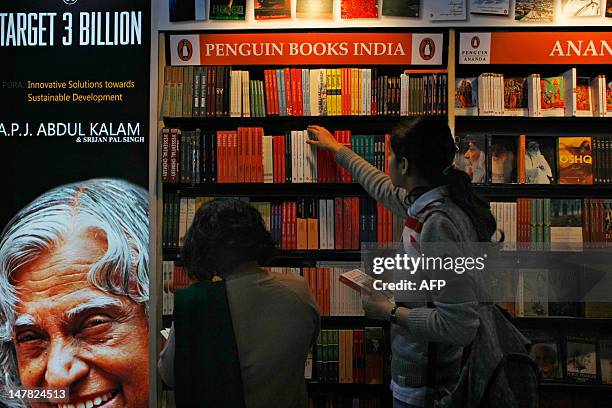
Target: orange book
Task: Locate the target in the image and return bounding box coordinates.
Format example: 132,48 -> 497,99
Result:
302,268 -> 311,294
307,199 -> 319,250
256,127 -> 264,182
230,131 -> 238,183
250,127 -> 257,183
518,134 -> 526,184
297,199 -> 308,250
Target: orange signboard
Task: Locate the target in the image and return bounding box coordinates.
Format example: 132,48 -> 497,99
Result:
490,32 -> 612,65
192,32 -> 413,65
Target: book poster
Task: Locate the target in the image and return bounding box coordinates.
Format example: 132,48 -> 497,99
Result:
296,0 -> 333,18
170,0 -> 207,21
382,0 -> 420,17
561,0 -> 601,16
0,1 -> 150,407
470,0 -> 510,15
490,136 -> 517,183
454,134 -> 487,183
255,0 -> 292,20
515,0 -> 555,22
566,335 -> 597,383
607,0 -> 612,16
427,0 -> 467,21
455,77 -> 478,115
341,0 -> 379,19
525,137 -> 556,184
210,0 -> 246,20
558,137 -> 593,184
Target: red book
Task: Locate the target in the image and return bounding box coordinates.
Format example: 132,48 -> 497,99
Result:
335,197 -> 344,249
256,127 -> 264,182
215,131 -> 223,182
284,68 -> 292,116
352,197 -> 360,249
264,70 -> 273,115
237,127 -> 244,183
230,131 -> 238,183
343,198 -> 351,250
243,127 -> 251,182
316,268 -> 324,313
280,136 -> 286,184
295,68 -> 303,116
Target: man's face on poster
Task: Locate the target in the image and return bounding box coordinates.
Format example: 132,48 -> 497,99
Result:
11,229 -> 148,408
464,142 -> 481,164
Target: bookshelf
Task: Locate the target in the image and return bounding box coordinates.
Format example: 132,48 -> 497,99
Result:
155,27 -> 612,406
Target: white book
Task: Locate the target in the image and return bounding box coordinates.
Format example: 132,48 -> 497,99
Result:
242,70 -> 250,117
263,136 -> 273,183
230,71 -> 239,117
497,74 -> 505,116
592,76 -> 606,117
178,197 -> 188,247
309,69 -> 320,116
400,73 -> 408,116
304,131 -> 312,183
527,74 -> 542,117
291,131 -> 298,183
303,68 -> 310,116
327,199 -> 334,249
297,130 -> 304,183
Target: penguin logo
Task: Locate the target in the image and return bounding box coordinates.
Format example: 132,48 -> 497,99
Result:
471,36 -> 481,49
419,38 -> 435,61
178,39 -> 193,62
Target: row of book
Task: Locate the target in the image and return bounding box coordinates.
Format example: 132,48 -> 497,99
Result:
162,194 -> 405,250
522,329 -> 612,386
313,328 -> 385,385
162,128 -> 612,186
490,198 -> 612,250
455,135 -> 611,185
161,127 -> 392,184
161,66 -> 448,118
268,266 -> 364,317
161,261 -> 191,315
455,69 -> 612,117
308,395 -> 382,408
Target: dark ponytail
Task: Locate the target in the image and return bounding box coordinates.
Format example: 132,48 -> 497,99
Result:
390,117 -> 496,242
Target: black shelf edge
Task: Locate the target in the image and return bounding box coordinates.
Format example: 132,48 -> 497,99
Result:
512,317 -> 612,325
163,115 -> 445,125
456,115 -> 612,121
306,381 -> 388,391
163,183 -> 612,198
162,249 -> 361,263
539,382 -> 612,393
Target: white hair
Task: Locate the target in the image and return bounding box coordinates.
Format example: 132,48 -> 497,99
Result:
0,179 -> 149,407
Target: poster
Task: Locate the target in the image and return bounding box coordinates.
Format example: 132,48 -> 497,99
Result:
427,0 -> 467,21
470,0 -> 510,15
0,1 -> 150,407
561,0 -> 601,17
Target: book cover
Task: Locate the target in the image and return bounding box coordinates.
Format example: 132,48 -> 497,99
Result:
540,76 -> 565,116
170,0 -> 208,21
364,327 -> 384,384
428,0 -> 467,20
576,77 -> 592,113
525,137 -> 556,184
489,135 -> 517,183
210,0 -> 246,20
515,0 -> 554,22
550,199 -> 583,246
503,77 -> 528,116
558,137 -> 593,184
455,77 -> 478,115
522,329 -> 562,380
296,0 -> 333,18
470,0 -> 510,15
607,0 -> 612,16
607,79 -> 612,111
454,134 -> 487,183
565,333 -> 598,383
601,339 -> 612,384
562,0 -> 601,16
519,269 -> 549,316
254,0 -> 291,19
341,0 -> 379,18
382,0 -> 420,17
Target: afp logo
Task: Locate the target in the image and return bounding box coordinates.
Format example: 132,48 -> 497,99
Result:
471,36 -> 481,49
419,38 -> 435,61
178,39 -> 193,62
63,0 -> 78,5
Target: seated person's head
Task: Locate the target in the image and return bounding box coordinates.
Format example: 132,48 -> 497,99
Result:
182,199 -> 275,281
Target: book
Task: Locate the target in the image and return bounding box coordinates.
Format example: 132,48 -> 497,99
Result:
550,198 -> 583,247
455,77 -> 478,115
454,134 -> 487,183
561,0 -> 601,16
295,0 -> 333,18
515,0 -> 555,22
427,0 -> 467,21
522,329 -> 562,380
254,0 -> 291,19
364,327 -> 384,384
381,0 -> 420,17
576,77 -> 593,114
540,76 -> 565,116
209,0 -> 246,19
607,0 -> 612,17
489,135 -> 517,184
601,339 -> 612,384
470,0 -> 510,15
341,0 -> 379,18
517,269 -> 549,316
525,136 -> 556,184
558,137 -> 593,184
503,77 -> 528,116
565,333 -> 598,383
170,0 -> 208,21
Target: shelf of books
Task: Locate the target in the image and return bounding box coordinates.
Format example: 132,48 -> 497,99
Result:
156,28 -> 612,406
453,29 -> 612,403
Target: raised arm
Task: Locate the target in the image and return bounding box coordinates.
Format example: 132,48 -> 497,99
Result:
306,125 -> 408,216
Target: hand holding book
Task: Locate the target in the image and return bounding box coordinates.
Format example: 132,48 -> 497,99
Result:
306,125 -> 344,153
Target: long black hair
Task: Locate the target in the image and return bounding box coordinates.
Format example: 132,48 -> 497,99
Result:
390,116 -> 496,242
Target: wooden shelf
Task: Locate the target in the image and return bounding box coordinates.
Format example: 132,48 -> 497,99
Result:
163,183 -> 612,198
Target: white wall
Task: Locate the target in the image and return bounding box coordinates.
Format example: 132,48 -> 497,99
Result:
156,0 -> 612,31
